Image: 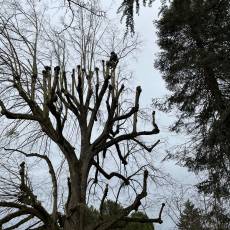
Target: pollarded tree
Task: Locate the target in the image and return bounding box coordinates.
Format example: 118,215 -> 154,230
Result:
0,0 -> 164,230
155,0 -> 230,200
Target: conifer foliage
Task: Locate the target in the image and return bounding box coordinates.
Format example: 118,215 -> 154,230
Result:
177,200 -> 203,230
155,0 -> 230,199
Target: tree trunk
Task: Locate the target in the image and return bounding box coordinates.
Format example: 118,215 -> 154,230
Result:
63,159 -> 90,230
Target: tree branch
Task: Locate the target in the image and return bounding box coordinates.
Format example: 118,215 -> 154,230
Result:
95,127 -> 159,154
0,202 -> 47,223
124,170 -> 148,213
0,100 -> 39,121
3,215 -> 34,230
91,159 -> 129,185
4,148 -> 58,222
88,75 -> 110,132
133,139 -> 160,152
93,170 -> 157,230
94,110 -> 159,153
0,210 -> 30,226
122,203 -> 165,224
133,86 -> 142,133
99,184 -> 108,216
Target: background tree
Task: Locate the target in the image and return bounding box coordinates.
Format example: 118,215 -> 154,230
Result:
155,0 -> 230,203
125,212 -> 155,230
86,200 -> 155,230
0,0 -> 165,229
177,199 -> 230,230
177,200 -> 203,230
164,184 -> 230,230
202,201 -> 230,230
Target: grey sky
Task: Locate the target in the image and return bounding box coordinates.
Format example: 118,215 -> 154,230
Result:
131,3 -> 198,229
102,1 -> 198,229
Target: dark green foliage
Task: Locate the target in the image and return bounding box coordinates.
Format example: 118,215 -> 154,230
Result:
155,0 -> 230,200
101,200 -> 123,217
85,206 -> 100,226
203,202 -> 230,230
117,0 -> 154,34
178,200 -> 230,230
125,212 -> 155,230
177,200 -> 203,230
85,200 -> 154,229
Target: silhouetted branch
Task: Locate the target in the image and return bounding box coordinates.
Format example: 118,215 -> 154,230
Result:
3,214 -> 34,230
4,148 -> 58,223
122,203 -> 165,224
92,160 -> 129,185
0,100 -> 39,121
100,184 -> 108,216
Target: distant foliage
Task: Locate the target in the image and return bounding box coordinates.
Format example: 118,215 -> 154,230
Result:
177,200 -> 203,230
125,212 -> 155,230
178,200 -> 230,230
86,200 -> 155,230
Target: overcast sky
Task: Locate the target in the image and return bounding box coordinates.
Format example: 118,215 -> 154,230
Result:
102,1 -> 198,229
128,3 -> 199,229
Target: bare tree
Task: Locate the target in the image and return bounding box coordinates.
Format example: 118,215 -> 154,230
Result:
0,1 -> 165,229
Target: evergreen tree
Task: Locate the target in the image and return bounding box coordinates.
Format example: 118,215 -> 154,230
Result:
155,0 -> 230,199
202,201 -> 230,230
177,199 -> 230,230
177,200 -> 203,230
